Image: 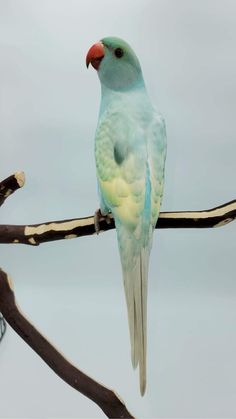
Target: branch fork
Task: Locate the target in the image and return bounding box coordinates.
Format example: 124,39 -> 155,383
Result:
0,171 -> 235,418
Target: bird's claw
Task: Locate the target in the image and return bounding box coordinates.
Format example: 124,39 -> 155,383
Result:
94,209 -> 111,235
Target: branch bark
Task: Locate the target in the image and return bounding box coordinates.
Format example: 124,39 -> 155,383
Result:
0,173 -> 235,246
0,268 -> 134,418
0,172 -> 25,207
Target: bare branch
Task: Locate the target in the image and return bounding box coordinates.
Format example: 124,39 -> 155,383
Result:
0,172 -> 25,207
0,172 -> 235,416
0,173 -> 235,246
0,199 -> 235,246
0,268 -> 134,418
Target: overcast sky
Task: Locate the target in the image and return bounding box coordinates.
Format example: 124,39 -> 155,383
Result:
0,1 -> 236,418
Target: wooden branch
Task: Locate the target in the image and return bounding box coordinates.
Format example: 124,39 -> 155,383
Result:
0,174 -> 134,416
0,172 -> 235,246
0,172 -> 25,207
0,199 -> 235,246
0,268 -> 134,418
0,173 -> 234,416
0,173 -> 23,338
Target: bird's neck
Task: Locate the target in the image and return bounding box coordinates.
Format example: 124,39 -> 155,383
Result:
99,83 -> 151,117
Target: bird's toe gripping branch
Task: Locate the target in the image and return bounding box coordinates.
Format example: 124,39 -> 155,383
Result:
94,209 -> 112,235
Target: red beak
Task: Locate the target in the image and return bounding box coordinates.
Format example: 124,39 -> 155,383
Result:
86,42 -> 105,70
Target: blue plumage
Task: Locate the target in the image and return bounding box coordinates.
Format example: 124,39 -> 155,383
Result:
86,37 -> 167,395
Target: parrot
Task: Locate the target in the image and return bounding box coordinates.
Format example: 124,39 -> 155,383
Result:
86,37 -> 167,395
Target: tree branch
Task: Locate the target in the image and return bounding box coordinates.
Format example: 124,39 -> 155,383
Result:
0,172 -> 235,416
0,268 -> 134,418
0,172 -> 25,207
0,172 -> 235,246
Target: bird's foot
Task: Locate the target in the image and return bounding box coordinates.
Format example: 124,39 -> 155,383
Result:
94,209 -> 112,235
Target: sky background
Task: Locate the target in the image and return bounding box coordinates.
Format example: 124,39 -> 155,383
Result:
0,0 -> 236,417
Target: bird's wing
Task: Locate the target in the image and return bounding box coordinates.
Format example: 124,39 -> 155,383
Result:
147,113 -> 167,228
95,107 -> 147,232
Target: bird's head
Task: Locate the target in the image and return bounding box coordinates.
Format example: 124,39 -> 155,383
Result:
86,37 -> 144,92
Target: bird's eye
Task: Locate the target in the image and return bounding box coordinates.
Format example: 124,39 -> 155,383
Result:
114,48 -> 124,58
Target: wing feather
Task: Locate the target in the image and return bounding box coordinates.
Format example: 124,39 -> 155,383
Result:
95,108 -> 146,230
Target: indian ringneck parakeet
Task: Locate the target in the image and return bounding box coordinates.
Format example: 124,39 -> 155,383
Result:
86,37 -> 167,395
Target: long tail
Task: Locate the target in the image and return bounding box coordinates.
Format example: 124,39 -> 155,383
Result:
125,246 -> 149,395
117,222 -> 151,396
115,166 -> 153,395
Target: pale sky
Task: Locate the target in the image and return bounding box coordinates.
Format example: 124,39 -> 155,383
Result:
0,1 -> 236,417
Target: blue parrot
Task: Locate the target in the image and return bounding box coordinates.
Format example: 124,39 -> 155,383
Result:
86,37 -> 167,395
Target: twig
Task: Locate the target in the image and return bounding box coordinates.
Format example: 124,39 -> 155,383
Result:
0,268 -> 134,419
0,172 -> 25,207
0,172 -> 235,246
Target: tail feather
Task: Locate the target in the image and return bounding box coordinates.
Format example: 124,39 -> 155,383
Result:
123,269 -> 138,368
122,244 -> 150,395
116,166 -> 152,395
